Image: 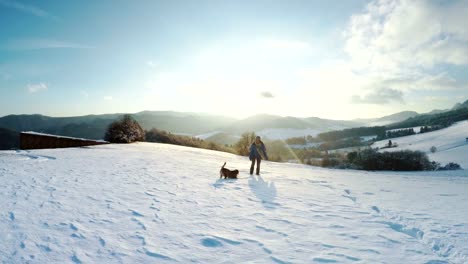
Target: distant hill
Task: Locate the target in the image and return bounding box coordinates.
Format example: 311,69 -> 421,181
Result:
427,109 -> 448,115
204,132 -> 240,146
223,114 -> 362,134
354,111 -> 419,126
0,112 -> 237,140
133,111 -> 237,134
376,111 -> 419,123
452,99 -> 468,110
0,114 -> 117,140
0,112 -> 363,142
1,99 -> 466,147
388,106 -> 468,129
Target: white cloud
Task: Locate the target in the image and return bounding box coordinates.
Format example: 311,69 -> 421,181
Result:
345,0 -> 468,83
0,0 -> 57,20
260,91 -> 275,99
351,87 -> 404,104
103,96 -> 113,101
27,83 -> 47,93
3,38 -> 93,50
342,0 -> 468,111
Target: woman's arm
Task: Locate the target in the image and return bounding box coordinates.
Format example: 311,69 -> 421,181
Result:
262,144 -> 268,160
249,144 -> 254,160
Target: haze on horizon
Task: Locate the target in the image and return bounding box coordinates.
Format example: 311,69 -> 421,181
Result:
1,0 -> 467,120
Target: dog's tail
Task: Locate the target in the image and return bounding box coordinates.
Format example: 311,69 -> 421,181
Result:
220,162 -> 227,178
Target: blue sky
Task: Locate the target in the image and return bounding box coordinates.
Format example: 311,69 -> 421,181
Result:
1,0 -> 467,119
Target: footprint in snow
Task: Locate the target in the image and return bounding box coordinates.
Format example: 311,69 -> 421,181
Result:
312,257 -> 338,263
342,189 -> 357,202
383,221 -> 424,240
131,217 -> 146,230
98,237 -> 106,247
424,260 -> 450,264
71,254 -> 82,264
144,249 -> 174,260
256,225 -> 288,237
371,206 -> 380,213
271,256 -> 291,264
36,244 -> 52,253
133,235 -> 146,246
144,191 -> 156,197
129,209 -> 144,217
201,238 -> 223,247
212,235 -> 242,245
71,233 -> 85,239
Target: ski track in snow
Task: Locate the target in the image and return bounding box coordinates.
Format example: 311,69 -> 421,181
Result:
0,144 -> 467,263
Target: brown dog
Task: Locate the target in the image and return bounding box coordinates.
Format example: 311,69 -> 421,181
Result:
220,162 -> 239,179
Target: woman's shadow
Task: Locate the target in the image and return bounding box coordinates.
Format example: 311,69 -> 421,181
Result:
248,175 -> 278,209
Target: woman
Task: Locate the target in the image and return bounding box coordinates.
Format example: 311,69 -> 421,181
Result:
249,136 -> 268,175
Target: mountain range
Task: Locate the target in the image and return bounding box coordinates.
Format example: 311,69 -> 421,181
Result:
0,99 -> 466,149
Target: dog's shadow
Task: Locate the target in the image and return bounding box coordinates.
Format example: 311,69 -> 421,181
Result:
212,178 -> 237,189
248,175 -> 278,209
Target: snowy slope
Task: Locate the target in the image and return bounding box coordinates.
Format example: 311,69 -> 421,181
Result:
373,121 -> 468,168
1,143 -> 467,263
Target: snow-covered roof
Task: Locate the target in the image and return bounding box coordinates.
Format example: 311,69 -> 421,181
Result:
21,131 -> 108,143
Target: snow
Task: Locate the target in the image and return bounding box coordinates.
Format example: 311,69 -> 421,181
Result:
195,131 -> 222,140
387,126 -> 422,133
373,121 -> 468,168
288,142 -> 322,149
1,143 -> 467,263
360,135 -> 377,142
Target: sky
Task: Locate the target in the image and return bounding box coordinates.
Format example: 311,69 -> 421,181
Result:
0,0 -> 467,120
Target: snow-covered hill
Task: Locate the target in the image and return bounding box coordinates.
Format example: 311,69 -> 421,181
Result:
374,121 -> 468,168
1,143 -> 467,263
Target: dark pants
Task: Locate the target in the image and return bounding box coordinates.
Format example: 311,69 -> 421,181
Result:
250,157 -> 261,175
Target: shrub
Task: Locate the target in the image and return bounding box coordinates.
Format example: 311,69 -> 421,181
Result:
438,162 -> 462,170
321,157 -> 342,168
347,148 -> 437,171
430,146 -> 437,153
234,132 -> 256,156
105,115 -> 145,143
145,128 -> 234,153
347,151 -> 358,164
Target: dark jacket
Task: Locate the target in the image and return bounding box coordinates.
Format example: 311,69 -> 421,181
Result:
249,142 -> 268,160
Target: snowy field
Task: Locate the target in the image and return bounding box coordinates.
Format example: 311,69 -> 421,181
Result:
1,143 -> 467,263
374,121 -> 468,168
